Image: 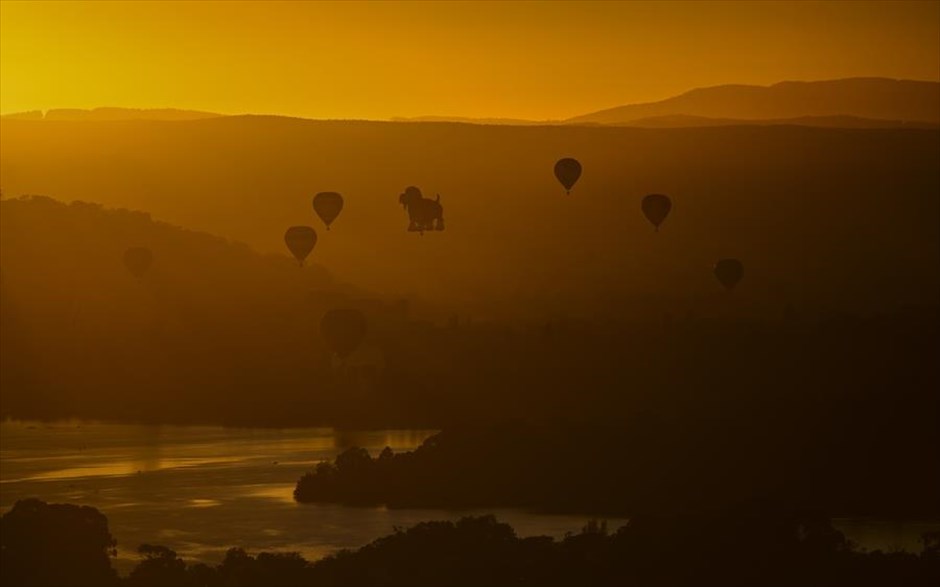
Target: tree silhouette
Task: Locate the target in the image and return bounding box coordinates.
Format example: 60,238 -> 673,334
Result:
0,498 -> 117,587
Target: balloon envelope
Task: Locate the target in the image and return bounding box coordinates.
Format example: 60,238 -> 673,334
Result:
284,226 -> 317,265
642,194 -> 672,230
321,308 -> 367,359
123,247 -> 152,277
714,259 -> 744,290
313,192 -> 344,229
554,158 -> 582,194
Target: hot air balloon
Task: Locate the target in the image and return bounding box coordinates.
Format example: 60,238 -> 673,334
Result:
313,192 -> 344,230
554,158 -> 582,194
284,226 -> 317,266
123,247 -> 152,277
642,193 -> 672,231
321,308 -> 367,360
714,259 -> 744,290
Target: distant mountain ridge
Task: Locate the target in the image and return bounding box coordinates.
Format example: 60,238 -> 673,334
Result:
1,107 -> 223,121
3,78 -> 937,127
389,78 -> 940,127
614,114 -> 940,129
567,78 -> 940,125
392,115 -> 548,126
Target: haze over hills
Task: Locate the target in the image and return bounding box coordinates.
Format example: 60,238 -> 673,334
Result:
1,115 -> 937,321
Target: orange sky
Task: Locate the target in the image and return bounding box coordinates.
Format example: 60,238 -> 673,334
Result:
1,1 -> 938,120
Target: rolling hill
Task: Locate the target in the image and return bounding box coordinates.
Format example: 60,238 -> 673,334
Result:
0,195 -> 419,424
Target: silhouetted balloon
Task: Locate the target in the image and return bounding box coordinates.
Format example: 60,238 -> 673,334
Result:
642,193 -> 672,231
313,192 -> 344,230
714,259 -> 744,290
123,247 -> 152,277
284,226 -> 317,266
321,308 -> 366,360
554,158 -> 582,194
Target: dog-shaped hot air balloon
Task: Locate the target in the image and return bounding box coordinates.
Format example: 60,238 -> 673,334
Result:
398,186 -> 444,235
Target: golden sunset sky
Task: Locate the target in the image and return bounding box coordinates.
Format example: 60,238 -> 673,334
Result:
1,0 -> 938,120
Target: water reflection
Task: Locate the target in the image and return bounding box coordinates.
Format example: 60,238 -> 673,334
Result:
1,421 -> 444,573
188,499 -> 223,508
243,484 -> 296,503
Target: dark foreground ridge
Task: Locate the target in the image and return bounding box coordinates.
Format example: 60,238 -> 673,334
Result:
2,499 -> 938,587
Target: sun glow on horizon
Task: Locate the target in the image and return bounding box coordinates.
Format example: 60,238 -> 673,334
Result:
1,1 -> 938,120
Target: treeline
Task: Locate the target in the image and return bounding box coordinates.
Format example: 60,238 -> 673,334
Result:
295,408 -> 940,518
3,499 -> 939,587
